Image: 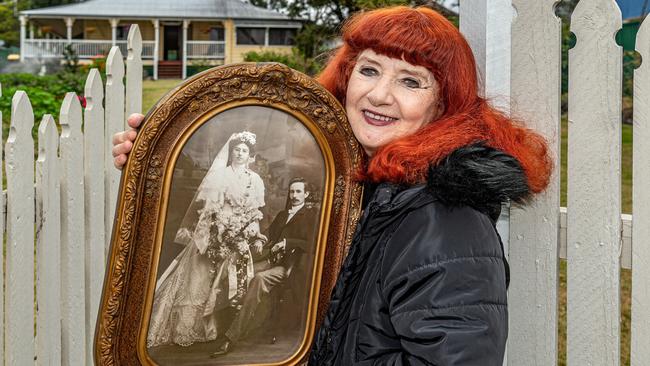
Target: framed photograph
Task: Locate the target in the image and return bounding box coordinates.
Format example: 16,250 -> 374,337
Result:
95,63 -> 363,365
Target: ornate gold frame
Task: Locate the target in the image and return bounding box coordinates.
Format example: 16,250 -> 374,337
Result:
94,63 -> 363,365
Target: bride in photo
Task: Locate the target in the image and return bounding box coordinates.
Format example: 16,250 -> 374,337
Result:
147,131 -> 266,348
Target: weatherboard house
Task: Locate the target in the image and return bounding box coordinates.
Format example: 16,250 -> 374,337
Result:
18,0 -> 302,79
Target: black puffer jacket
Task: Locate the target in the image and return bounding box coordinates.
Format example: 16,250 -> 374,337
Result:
309,144 -> 530,366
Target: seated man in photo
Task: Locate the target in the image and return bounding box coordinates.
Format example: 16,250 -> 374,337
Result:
212,177 -> 319,356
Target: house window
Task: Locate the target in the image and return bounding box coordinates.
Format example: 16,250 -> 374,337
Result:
210,27 -> 224,42
236,28 -> 266,45
268,28 -> 296,46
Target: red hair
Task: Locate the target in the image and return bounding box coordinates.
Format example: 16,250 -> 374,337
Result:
317,6 -> 551,193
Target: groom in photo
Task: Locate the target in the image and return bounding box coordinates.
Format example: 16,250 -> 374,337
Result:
212,177 -> 319,356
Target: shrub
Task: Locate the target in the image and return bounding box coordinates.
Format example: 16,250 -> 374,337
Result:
243,48 -> 323,76
0,72 -> 87,140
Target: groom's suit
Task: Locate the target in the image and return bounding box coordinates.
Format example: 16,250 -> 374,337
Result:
225,204 -> 318,342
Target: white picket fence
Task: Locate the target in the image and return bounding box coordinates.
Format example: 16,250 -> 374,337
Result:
0,0 -> 647,365
1,24 -> 142,365
461,0 -> 647,365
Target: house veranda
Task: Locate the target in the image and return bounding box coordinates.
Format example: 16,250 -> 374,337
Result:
19,0 -> 302,79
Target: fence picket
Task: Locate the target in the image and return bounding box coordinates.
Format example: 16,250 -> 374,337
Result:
568,1 -> 622,365
105,47 -> 125,257
5,91 -> 35,366
632,15 -> 650,366
84,69 -> 106,366
60,92 -> 86,365
36,114 -> 61,366
508,1 -> 561,365
126,24 -> 143,122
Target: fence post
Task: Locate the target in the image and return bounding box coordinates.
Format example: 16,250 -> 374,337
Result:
126,24 -> 143,124
84,69 -> 106,366
459,4 -> 512,364
508,1 -> 562,365
632,14 -> 650,366
568,0 -> 622,365
459,0 -> 512,110
5,91 -> 35,366
105,47 -> 125,257
36,114 -> 62,366
60,92 -> 86,365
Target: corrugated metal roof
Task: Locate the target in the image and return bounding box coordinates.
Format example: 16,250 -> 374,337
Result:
21,0 -> 299,22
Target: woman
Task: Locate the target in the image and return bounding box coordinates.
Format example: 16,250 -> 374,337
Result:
114,6 -> 551,364
147,131 -> 266,348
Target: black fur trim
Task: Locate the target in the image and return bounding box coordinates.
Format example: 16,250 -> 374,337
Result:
427,144 -> 531,219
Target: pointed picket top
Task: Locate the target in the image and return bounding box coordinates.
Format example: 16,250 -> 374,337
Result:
571,0 -> 622,37
60,92 -> 83,134
107,46 -> 125,79
8,91 -> 34,142
6,89 -> 35,366
85,69 -> 104,107
37,114 -> 58,159
60,91 -> 86,365
126,23 -> 143,122
84,66 -> 106,366
632,13 -> 650,366
35,113 -> 61,366
127,24 -> 142,59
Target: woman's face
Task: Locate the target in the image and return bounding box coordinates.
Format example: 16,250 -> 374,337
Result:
231,142 -> 251,166
345,49 -> 442,156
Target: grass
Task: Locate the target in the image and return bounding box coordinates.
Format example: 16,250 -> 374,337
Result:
142,79 -> 183,115
142,80 -> 635,365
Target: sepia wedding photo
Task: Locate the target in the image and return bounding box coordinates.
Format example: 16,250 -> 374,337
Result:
147,106 -> 326,365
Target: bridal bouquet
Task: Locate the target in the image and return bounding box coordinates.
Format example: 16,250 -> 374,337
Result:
205,205 -> 263,262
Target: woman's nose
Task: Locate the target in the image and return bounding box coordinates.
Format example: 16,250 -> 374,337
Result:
366,76 -> 395,106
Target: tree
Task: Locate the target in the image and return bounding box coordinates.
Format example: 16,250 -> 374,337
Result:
243,0 -> 457,74
0,0 -> 83,47
0,4 -> 19,47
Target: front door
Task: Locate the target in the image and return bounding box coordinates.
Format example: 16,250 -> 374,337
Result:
163,25 -> 181,61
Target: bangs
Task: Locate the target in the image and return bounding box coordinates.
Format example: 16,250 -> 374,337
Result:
342,7 -> 456,76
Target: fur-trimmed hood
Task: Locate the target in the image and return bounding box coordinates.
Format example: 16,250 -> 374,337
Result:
427,143 -> 531,220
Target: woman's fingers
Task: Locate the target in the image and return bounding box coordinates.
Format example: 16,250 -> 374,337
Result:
112,132 -> 135,170
113,154 -> 128,170
127,113 -> 145,129
112,128 -> 138,146
112,139 -> 133,157
111,114 -> 144,170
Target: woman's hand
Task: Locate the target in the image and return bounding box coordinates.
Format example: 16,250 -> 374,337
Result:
112,113 -> 144,169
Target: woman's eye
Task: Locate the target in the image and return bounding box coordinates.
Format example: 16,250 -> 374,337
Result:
359,67 -> 378,77
401,78 -> 421,89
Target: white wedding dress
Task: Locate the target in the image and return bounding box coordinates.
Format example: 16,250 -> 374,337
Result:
147,162 -> 265,348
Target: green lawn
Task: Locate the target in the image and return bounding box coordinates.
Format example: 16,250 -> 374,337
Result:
142,79 -> 183,115
142,80 -> 635,366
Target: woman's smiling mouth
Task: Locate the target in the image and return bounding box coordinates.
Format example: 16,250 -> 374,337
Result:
363,109 -> 399,126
